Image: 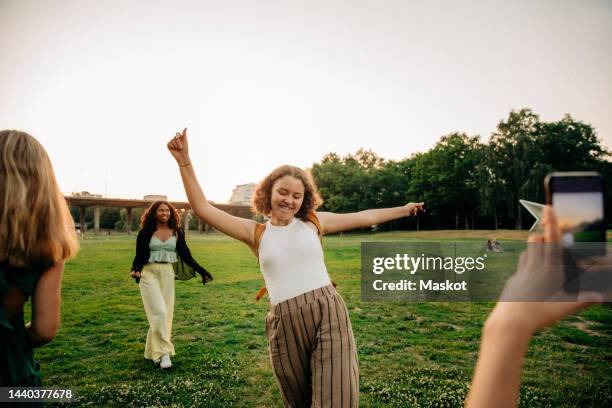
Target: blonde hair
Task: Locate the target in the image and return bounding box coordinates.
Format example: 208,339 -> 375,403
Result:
0,130 -> 79,268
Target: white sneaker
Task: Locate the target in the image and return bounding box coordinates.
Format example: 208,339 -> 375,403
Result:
160,354 -> 172,369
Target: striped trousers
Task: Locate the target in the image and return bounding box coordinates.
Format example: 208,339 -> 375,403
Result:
266,284 -> 359,408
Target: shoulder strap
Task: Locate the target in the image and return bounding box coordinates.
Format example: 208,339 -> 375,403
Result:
305,211 -> 322,243
254,223 -> 267,257
254,214 -> 321,254
255,286 -> 267,302
254,222 -> 268,301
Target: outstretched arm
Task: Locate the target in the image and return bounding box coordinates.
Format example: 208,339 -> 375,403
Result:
465,207 -> 594,408
317,202 -> 424,235
167,128 -> 257,250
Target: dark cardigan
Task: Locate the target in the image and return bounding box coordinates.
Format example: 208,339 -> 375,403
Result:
131,228 -> 210,278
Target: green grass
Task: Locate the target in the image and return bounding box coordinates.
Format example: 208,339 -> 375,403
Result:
29,231 -> 611,407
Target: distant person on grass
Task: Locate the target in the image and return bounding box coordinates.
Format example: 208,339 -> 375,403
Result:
167,128 -> 424,407
130,201 -> 212,370
0,130 -> 79,387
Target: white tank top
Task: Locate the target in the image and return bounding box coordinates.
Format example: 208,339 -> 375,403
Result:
258,218 -> 332,305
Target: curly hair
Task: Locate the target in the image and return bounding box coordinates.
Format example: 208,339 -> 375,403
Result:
251,165 -> 323,220
139,201 -> 181,232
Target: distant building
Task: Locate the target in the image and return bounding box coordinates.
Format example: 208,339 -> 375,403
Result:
144,194 -> 167,201
71,191 -> 102,198
229,183 -> 257,206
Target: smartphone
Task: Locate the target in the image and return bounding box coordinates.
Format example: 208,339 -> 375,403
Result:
545,171 -> 606,253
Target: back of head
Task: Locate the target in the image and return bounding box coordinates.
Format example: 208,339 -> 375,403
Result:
0,130 -> 79,268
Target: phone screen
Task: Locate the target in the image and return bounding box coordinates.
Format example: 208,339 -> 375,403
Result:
550,175 -> 605,245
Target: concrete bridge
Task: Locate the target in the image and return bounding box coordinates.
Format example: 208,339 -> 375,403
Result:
65,196 -> 255,234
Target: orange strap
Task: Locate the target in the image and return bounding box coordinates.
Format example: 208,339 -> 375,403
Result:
255,212 -> 332,301
253,222 -> 267,301
254,222 -> 267,257
255,286 -> 268,302
305,211 -> 323,239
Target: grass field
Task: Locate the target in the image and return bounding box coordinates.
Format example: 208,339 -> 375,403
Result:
31,230 -> 611,407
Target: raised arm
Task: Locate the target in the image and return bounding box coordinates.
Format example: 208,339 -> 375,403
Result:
316,202 -> 424,235
466,301 -> 593,408
465,207 -> 595,408
167,128 -> 257,250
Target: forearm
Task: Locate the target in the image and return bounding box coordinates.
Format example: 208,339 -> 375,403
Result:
26,322 -> 55,347
320,205 -> 416,234
131,231 -> 147,272
178,162 -> 212,218
465,315 -> 533,408
168,131 -> 255,244
357,206 -> 410,228
28,263 -> 63,347
131,250 -> 145,272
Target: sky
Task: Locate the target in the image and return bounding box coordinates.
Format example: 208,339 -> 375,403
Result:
555,192 -> 604,227
1,0 -> 611,202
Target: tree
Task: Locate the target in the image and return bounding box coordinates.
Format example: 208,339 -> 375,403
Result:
310,108 -> 610,230
311,149 -> 383,213
487,108 -> 542,229
115,208 -> 143,232
99,208 -> 121,229
487,109 -> 609,228
407,133 -> 484,229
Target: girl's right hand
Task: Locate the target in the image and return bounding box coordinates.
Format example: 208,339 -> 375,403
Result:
167,127 -> 191,166
492,206 -> 598,334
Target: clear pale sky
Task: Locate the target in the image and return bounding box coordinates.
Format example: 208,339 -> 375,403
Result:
1,0 -> 611,202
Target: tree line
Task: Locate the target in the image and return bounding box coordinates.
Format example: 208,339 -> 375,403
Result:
311,108 -> 612,230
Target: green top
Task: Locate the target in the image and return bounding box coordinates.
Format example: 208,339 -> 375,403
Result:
148,235 -> 177,263
0,263 -> 44,386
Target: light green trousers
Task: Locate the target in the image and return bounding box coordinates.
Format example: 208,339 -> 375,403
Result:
139,263 -> 176,361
